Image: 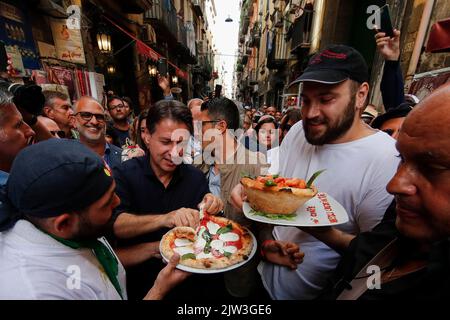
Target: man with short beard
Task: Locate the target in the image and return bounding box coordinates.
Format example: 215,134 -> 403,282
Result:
0,139 -> 189,299
231,45 -> 399,299
73,96 -> 122,169
107,96 -> 131,147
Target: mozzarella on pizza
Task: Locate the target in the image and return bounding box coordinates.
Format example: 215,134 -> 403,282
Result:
160,215 -> 254,269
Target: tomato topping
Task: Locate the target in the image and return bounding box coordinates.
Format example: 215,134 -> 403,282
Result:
297,179 -> 306,189
225,240 -> 242,250
274,177 -> 286,184
285,178 -> 306,188
256,176 -> 268,184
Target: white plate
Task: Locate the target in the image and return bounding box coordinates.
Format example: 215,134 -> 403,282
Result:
243,192 -> 349,227
159,228 -> 257,274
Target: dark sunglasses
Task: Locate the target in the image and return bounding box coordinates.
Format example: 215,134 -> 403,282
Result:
50,130 -> 66,138
75,112 -> 106,122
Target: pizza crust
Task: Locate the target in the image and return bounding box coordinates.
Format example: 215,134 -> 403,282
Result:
160,216 -> 254,270
241,177 -> 318,214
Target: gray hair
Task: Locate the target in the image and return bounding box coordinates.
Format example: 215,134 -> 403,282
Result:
187,98 -> 203,110
0,89 -> 15,139
43,91 -> 69,110
0,89 -> 14,125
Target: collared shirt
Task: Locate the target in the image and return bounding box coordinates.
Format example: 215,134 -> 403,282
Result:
103,142 -> 122,170
112,154 -> 210,300
197,142 -> 268,227
0,220 -> 126,299
112,154 -> 210,245
208,166 -> 221,197
0,170 -> 8,187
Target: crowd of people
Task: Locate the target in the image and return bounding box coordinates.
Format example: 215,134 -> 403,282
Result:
1,29 -> 450,301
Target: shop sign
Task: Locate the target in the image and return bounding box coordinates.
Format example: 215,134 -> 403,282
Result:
50,19 -> 86,64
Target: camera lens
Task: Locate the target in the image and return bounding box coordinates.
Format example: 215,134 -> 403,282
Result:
0,79 -> 45,115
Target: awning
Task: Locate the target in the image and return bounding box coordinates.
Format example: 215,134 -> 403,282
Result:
426,18 -> 450,53
104,15 -> 188,79
408,67 -> 450,100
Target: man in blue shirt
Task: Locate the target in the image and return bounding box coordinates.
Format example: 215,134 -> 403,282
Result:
0,92 -> 36,182
0,89 -> 36,228
73,96 -> 122,170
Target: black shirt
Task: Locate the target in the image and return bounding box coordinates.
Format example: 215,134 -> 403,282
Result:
110,126 -> 130,148
320,201 -> 450,300
112,154 -> 212,300
113,153 -> 210,245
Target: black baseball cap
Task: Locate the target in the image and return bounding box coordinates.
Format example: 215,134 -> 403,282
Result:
296,45 -> 369,84
371,103 -> 415,129
7,139 -> 114,219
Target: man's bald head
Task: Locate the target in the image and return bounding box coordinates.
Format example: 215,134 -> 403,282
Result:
74,96 -> 103,113
387,83 -> 450,243
401,83 -> 450,141
187,98 -> 203,121
38,116 -> 62,138
73,96 -> 106,143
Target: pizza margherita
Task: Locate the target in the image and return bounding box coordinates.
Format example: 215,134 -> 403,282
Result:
160,215 -> 254,270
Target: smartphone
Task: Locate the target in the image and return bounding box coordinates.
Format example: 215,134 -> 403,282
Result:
376,4 -> 394,38
214,84 -> 222,98
0,41 -> 7,72
157,58 -> 168,77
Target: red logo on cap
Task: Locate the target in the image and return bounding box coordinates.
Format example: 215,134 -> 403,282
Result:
310,50 -> 348,65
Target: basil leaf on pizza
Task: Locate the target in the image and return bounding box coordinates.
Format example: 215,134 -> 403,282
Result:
217,224 -> 233,234
160,215 -> 254,270
182,253 -> 196,260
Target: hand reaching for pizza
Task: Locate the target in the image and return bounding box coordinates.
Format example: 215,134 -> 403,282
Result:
145,253 -> 191,300
230,183 -> 247,213
262,240 -> 304,270
165,207 -> 200,229
199,193 -> 224,215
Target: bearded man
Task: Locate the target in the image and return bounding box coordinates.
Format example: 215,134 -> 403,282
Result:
231,45 -> 400,299
73,96 -> 122,169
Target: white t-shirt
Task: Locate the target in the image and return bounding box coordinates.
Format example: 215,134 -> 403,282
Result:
259,121 -> 399,300
267,146 -> 280,174
0,220 -> 127,300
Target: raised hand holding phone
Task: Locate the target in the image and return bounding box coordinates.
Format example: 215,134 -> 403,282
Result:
374,28 -> 401,61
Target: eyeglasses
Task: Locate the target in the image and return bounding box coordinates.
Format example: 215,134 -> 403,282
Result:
50,130 -> 66,138
108,104 -> 128,111
75,112 -> 107,122
201,120 -> 221,126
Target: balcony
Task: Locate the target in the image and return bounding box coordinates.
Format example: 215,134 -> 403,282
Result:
289,7 -> 314,54
145,0 -> 178,42
241,17 -> 250,33
248,69 -> 258,85
267,33 -> 286,70
249,25 -> 261,47
145,1 -> 197,64
192,0 -> 204,18
242,54 -> 249,65
193,55 -> 212,80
